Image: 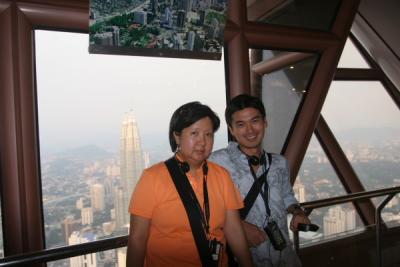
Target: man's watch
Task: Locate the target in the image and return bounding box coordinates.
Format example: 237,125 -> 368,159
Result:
290,205 -> 306,217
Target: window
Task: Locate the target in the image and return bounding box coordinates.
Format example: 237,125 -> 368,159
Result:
337,38 -> 370,68
296,135 -> 346,202
295,136 -> 364,245
35,29 -> 227,266
322,81 -> 400,191
249,48 -> 319,153
247,0 -> 341,31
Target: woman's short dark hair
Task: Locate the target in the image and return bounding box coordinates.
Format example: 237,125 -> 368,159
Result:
169,101 -> 220,152
225,94 -> 266,127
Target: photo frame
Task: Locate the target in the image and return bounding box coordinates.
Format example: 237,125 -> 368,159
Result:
89,0 -> 227,60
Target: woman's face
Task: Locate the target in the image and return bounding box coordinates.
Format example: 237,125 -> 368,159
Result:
174,117 -> 214,168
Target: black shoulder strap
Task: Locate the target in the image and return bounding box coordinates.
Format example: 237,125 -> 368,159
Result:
164,157 -> 214,267
239,153 -> 272,219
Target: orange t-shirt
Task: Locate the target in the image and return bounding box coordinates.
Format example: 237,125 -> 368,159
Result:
129,160 -> 243,267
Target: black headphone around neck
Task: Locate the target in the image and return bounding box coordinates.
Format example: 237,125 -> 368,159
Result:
176,157 -> 208,175
238,145 -> 266,166
248,152 -> 266,166
248,154 -> 266,166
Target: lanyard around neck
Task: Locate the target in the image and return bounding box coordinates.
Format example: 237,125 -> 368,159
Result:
181,161 -> 210,236
248,152 -> 272,216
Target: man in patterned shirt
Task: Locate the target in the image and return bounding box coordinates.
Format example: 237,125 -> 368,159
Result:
209,94 -> 311,267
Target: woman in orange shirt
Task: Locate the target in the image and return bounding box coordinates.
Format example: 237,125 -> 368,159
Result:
127,102 -> 253,267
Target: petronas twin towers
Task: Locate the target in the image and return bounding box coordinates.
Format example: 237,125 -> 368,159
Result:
115,111 -> 144,230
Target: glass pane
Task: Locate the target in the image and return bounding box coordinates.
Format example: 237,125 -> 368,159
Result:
338,38 -> 370,69
35,30 -> 227,249
247,0 -> 341,31
322,81 -> 400,190
249,49 -> 318,153
293,135 -> 368,245
381,194 -> 400,227
296,135 -> 346,202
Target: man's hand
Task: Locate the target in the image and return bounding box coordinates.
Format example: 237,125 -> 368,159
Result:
290,210 -> 311,232
242,221 -> 267,247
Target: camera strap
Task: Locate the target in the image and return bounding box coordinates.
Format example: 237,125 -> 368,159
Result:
165,157 -> 214,267
240,152 -> 272,219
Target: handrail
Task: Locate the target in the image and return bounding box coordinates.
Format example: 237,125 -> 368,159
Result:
0,186 -> 399,267
293,186 -> 400,267
0,236 -> 128,267
299,186 -> 400,212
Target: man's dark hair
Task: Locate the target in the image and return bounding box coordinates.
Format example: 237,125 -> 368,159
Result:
169,101 -> 220,152
225,94 -> 266,127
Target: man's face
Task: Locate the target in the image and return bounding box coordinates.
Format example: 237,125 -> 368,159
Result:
229,107 -> 267,155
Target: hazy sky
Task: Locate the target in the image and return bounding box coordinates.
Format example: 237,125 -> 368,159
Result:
35,30 -> 400,156
35,30 -> 228,155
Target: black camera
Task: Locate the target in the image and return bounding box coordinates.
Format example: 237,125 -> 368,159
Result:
209,238 -> 223,264
264,220 -> 287,251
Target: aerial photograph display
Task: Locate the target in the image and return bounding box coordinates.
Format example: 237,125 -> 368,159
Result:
89,0 -> 226,55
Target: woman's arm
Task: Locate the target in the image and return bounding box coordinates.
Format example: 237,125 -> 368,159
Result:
126,215 -> 151,267
224,210 -> 254,267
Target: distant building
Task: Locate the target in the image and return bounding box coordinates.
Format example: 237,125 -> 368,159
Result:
151,0 -> 158,15
81,207 -> 93,225
177,10 -> 186,28
323,206 -> 356,236
117,248 -> 127,267
198,9 -> 206,26
293,178 -> 306,203
116,111 -> 144,230
187,31 -> 196,51
69,231 -> 97,267
61,216 -> 79,243
91,183 -> 105,211
143,151 -> 151,168
134,11 -> 147,25
102,221 -> 115,236
182,0 -> 193,13
93,32 -> 113,46
106,163 -> 119,177
210,18 -> 220,39
76,197 -> 90,210
114,186 -> 126,230
93,27 -> 119,46
111,26 -> 120,46
163,7 -> 173,28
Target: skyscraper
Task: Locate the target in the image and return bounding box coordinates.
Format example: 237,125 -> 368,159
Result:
323,206 -> 356,237
151,0 -> 158,15
69,231 -> 97,267
61,216 -> 79,244
182,0 -> 193,13
90,183 -> 105,212
81,207 -> 93,225
293,178 -> 306,203
116,111 -> 143,230
177,10 -> 186,28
